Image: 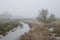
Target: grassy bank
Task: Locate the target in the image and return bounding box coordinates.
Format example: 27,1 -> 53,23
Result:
20,20 -> 59,40
49,21 -> 60,35
20,21 -> 54,40
0,20 -> 19,36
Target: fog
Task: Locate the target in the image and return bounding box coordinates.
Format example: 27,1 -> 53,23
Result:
0,0 -> 60,40
0,0 -> 60,18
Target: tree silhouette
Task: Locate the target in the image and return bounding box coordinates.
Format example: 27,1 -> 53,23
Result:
37,9 -> 48,23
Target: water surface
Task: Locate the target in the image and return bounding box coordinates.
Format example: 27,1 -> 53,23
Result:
0,22 -> 30,40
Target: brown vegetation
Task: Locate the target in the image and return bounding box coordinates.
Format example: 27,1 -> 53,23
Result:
20,21 -> 56,40
50,21 -> 60,34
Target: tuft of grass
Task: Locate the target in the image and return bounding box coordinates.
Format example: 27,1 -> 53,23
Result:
47,21 -> 60,35
20,23 -> 52,40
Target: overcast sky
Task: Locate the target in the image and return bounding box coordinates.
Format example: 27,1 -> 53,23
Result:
0,0 -> 60,18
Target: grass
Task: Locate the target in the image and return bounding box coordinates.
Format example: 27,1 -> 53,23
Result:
0,20 -> 19,36
45,20 -> 60,36
48,21 -> 60,34
20,21 -> 58,40
20,22 -> 52,40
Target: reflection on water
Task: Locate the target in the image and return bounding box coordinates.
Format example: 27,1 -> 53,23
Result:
0,22 -> 30,40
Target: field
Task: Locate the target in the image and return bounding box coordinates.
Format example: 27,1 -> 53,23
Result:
20,21 -> 55,40
20,20 -> 60,40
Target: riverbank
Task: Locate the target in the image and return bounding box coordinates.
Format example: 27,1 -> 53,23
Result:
20,21 -> 56,40
0,20 -> 21,36
0,22 -> 30,40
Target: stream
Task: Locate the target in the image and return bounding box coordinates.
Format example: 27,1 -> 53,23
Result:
0,22 -> 60,40
0,22 -> 30,40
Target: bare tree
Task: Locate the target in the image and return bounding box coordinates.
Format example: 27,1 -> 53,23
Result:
37,9 -> 48,23
48,13 -> 56,23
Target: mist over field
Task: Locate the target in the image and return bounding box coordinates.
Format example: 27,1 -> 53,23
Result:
0,0 -> 60,18
0,0 -> 60,40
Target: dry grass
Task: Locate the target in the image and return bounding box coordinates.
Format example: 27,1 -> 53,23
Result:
50,21 -> 60,34
20,21 -> 55,40
46,21 -> 60,37
52,21 -> 60,26
20,28 -> 50,40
